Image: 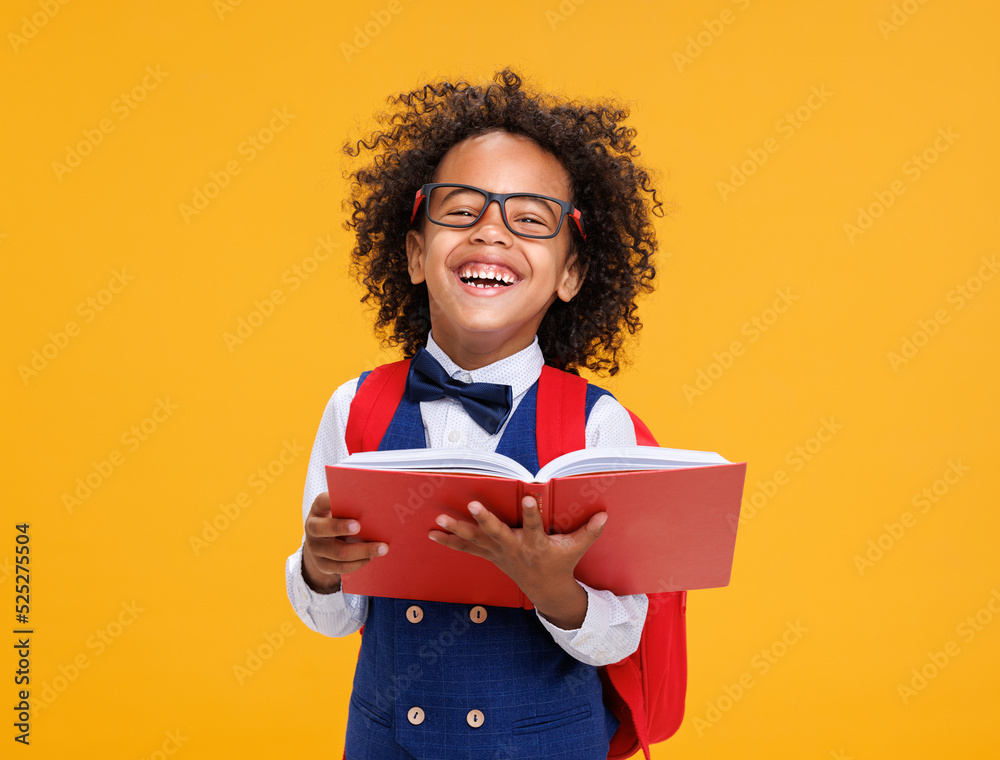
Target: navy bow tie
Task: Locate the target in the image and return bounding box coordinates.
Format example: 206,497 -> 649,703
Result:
405,348 -> 513,435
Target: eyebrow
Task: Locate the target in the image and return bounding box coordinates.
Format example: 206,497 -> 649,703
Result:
436,187 -> 484,203
436,186 -> 557,207
509,195 -> 554,211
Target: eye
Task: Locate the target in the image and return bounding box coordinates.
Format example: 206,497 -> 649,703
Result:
430,187 -> 486,222
442,206 -> 478,218
506,196 -> 560,233
511,213 -> 546,226
507,196 -> 559,235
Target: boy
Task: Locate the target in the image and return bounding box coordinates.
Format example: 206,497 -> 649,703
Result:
286,69 -> 662,759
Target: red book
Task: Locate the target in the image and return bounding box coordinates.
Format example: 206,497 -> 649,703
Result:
326,446 -> 746,608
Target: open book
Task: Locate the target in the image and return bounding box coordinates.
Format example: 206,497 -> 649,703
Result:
327,446 -> 746,608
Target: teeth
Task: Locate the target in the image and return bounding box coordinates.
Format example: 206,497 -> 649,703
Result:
458,264 -> 517,286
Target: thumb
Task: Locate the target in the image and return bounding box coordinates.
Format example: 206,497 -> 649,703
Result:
569,512 -> 607,552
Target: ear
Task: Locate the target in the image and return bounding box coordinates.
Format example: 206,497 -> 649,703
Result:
556,250 -> 586,302
405,229 -> 427,285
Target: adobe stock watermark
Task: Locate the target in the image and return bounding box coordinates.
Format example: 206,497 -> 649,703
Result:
692,619 -> 809,736
179,107 -> 296,223
682,287 -> 798,404
62,398 -> 180,514
388,474 -> 448,526
31,600 -> 144,713
214,0 -> 243,21
673,0 -> 751,72
562,660 -> 603,699
139,730 -> 188,760
52,65 -> 169,181
340,0 -> 406,63
843,126 -> 959,243
551,474 -> 617,532
233,622 -> 296,686
189,438 -> 306,555
222,233 -> 338,352
853,458 -> 969,575
546,0 -> 587,30
731,417 -> 843,532
17,268 -> 135,386
8,0 -> 71,53
717,85 -> 833,201
887,254 -> 997,371
878,0 -> 931,40
897,588 -> 1000,705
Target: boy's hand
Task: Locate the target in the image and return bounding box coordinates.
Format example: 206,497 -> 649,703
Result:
302,492 -> 388,594
429,497 -> 605,630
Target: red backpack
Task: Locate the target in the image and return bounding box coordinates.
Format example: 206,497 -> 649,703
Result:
345,360 -> 687,759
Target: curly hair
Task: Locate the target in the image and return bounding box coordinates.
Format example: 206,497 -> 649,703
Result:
344,68 -> 662,376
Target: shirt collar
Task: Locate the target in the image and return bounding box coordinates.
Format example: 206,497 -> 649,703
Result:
424,332 -> 544,399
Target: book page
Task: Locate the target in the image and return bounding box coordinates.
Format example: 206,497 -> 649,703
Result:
336,447 -> 534,481
536,445 -> 731,481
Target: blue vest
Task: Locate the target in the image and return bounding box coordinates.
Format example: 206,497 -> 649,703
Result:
345,379 -> 619,760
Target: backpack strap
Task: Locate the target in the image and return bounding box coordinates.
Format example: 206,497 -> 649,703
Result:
535,365 -> 588,466
628,410 -> 657,447
345,359 -> 411,455
603,657 -> 651,759
536,365 -> 659,460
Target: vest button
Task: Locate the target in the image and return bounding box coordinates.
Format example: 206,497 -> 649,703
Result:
466,709 -> 484,728
406,605 -> 424,623
469,605 -> 488,624
407,706 -> 425,725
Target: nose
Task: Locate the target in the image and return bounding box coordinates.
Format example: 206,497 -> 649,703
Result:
470,200 -> 512,245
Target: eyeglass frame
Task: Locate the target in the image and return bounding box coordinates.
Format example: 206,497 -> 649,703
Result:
409,182 -> 586,241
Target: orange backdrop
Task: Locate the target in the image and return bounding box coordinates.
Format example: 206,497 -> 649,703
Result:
3,1 -> 998,757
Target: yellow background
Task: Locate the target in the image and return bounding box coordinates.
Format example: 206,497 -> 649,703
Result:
3,0 -> 998,757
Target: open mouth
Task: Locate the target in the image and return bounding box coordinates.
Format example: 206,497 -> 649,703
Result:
456,263 -> 519,289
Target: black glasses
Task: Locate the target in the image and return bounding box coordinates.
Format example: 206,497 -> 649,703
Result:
410,183 -> 586,241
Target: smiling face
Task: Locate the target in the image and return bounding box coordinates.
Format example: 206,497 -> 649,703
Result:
405,131 -> 584,369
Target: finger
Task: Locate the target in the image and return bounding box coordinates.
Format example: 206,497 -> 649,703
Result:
428,529 -> 491,559
466,501 -> 511,542
433,510 -> 491,546
307,535 -> 387,575
310,554 -> 372,576
308,491 -> 331,517
305,492 -> 347,537
306,516 -> 362,540
330,517 -> 363,538
520,495 -> 544,533
323,538 -> 388,563
516,496 -> 549,558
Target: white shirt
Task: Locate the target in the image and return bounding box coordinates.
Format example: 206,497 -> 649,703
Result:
284,334 -> 648,667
